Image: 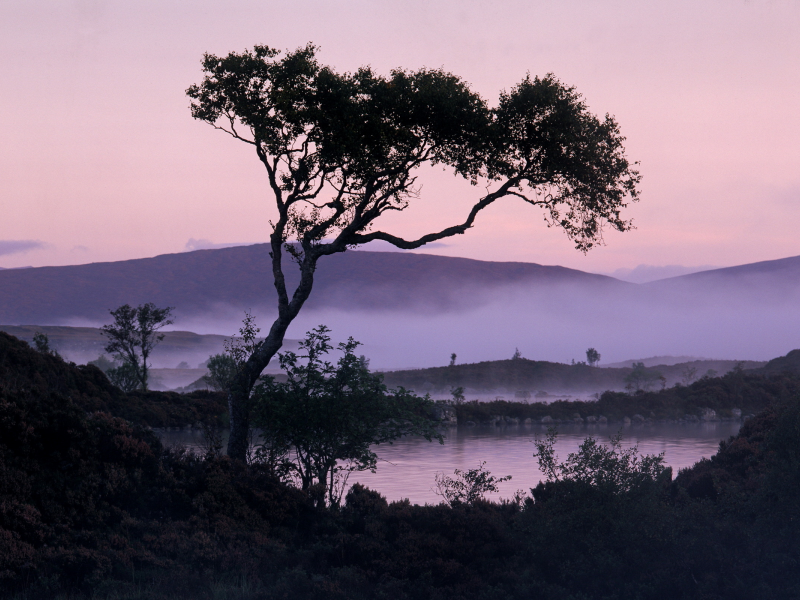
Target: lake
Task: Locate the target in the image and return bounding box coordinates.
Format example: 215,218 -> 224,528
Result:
157,421 -> 741,505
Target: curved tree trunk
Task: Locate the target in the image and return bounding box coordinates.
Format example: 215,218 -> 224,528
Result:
226,241 -> 319,462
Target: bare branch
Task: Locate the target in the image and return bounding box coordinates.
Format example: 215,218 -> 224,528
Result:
347,180 -> 519,250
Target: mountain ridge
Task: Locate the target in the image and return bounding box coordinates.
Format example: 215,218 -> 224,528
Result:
644,254 -> 800,287
0,245 -> 630,324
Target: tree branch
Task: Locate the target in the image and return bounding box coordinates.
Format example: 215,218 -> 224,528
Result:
347,180 -> 518,249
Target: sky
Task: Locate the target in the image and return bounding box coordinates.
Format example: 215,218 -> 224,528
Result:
2,0 -> 800,274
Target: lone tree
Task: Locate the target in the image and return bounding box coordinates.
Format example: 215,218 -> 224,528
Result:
586,347 -> 601,367
101,303 -> 174,391
187,44 -> 641,461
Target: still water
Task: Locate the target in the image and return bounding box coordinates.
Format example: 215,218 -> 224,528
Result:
158,422 -> 741,505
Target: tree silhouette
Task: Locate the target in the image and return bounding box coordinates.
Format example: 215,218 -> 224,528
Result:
187,44 -> 641,460
586,347 -> 601,367
101,303 -> 173,391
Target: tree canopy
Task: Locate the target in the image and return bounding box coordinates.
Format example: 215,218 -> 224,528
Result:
187,43 -> 639,254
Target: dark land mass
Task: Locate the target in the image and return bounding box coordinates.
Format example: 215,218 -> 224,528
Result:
382,356 -> 767,396
0,245 -> 628,324
756,348 -> 800,375
0,332 -> 227,429
3,330 -> 800,598
0,324 -> 300,371
453,368 -> 800,425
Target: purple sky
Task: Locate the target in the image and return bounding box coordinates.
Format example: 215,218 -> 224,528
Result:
2,0 -> 799,274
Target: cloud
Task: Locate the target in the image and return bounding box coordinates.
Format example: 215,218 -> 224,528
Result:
0,240 -> 45,257
185,238 -> 254,251
71,245 -> 90,252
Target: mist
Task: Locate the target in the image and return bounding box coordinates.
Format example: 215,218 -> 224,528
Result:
166,276 -> 800,372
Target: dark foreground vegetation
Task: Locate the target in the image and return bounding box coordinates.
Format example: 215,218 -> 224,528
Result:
3,330 -> 800,599
0,332 -> 226,429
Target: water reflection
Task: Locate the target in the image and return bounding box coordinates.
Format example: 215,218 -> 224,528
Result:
157,422 -> 741,505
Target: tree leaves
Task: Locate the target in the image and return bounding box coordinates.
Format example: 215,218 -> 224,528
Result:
251,325 -> 442,506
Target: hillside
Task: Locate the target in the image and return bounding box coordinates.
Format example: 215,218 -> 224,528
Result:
601,355 -> 703,368
381,356 -> 768,397
0,331 -> 226,427
757,348 -> 800,376
0,245 -> 629,324
0,324 -> 300,369
645,254 -> 800,295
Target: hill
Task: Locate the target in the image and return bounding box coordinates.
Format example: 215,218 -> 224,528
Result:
381,356 -> 768,398
0,331 -> 226,427
0,324 -> 300,369
757,348 -> 800,376
645,254 -> 800,295
0,245 -> 629,324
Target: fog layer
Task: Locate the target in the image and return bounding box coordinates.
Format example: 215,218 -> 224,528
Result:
174,276 -> 800,371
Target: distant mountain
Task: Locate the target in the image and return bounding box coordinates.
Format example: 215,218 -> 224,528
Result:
3,248 -> 800,369
0,245 -> 628,325
645,254 -> 800,290
609,264 -> 718,284
601,356 -> 705,368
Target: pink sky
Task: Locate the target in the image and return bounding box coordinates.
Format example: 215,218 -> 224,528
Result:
2,0 -> 799,274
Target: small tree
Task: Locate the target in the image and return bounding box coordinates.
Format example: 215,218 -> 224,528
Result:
32,332 -> 60,358
623,362 -> 662,394
450,386 -> 465,406
434,461 -> 512,506
101,303 -> 173,391
533,428 -> 668,494
88,354 -> 115,373
252,325 -> 442,506
681,365 -> 698,386
586,347 -> 601,367
512,348 -> 523,360
106,361 -> 141,392
449,353 -> 457,367
203,353 -> 238,392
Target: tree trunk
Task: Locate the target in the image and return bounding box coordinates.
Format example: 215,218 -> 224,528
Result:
226,323 -> 287,461
226,246 -> 320,462
226,384 -> 252,462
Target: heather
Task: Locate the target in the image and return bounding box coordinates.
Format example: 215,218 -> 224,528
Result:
2,331 -> 800,599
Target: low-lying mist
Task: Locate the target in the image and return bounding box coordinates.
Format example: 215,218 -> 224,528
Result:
167,278 -> 800,371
